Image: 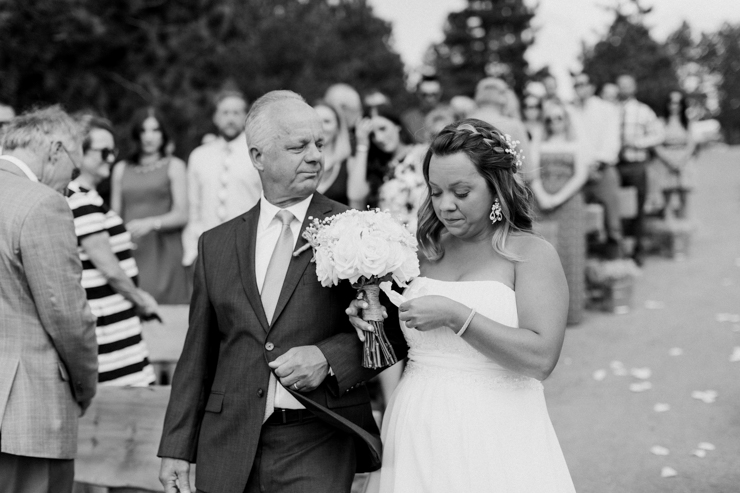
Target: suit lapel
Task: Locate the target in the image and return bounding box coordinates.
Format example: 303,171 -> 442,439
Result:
235,204 -> 270,332
269,195 -> 334,331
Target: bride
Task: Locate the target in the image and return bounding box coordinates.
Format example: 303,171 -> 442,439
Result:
349,119 -> 576,492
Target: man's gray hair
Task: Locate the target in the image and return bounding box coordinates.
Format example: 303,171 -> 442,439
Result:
2,105 -> 81,157
245,90 -> 305,151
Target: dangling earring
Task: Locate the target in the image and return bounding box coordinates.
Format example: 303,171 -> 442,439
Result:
490,198 -> 503,224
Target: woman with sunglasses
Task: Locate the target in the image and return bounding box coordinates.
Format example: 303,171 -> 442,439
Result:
65,115 -> 159,386
530,102 -> 589,325
111,107 -> 190,304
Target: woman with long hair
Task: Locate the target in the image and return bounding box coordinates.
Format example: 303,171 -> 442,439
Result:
366,104 -> 428,232
530,101 -> 589,325
312,100 -> 369,209
111,107 -> 190,304
654,90 -> 696,218
349,119 -> 575,492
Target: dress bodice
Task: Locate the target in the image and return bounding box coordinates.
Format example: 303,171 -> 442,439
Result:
401,277 -> 541,390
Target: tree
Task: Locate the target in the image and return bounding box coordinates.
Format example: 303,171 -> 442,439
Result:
580,0 -> 677,113
429,0 -> 536,98
701,24 -> 740,143
0,0 -> 408,157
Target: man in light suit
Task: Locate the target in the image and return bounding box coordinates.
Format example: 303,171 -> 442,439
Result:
0,106 -> 98,492
158,90 -> 406,493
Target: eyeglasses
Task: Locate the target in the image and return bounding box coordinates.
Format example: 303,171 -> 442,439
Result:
58,142 -> 82,170
545,115 -> 565,123
88,147 -> 118,162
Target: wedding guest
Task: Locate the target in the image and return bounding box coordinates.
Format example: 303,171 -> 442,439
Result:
348,119 -> 575,492
469,77 -> 532,177
402,74 -> 444,143
531,102 -> 589,325
542,74 -> 563,105
363,88 -> 391,115
182,90 -> 261,269
66,115 -> 158,386
600,82 -> 620,105
0,106 -> 97,493
570,73 -> 623,258
111,107 -> 190,304
522,94 -> 545,144
366,104 -> 427,228
449,95 -> 477,121
616,74 -> 665,265
158,90 -> 407,493
423,105 -> 456,143
313,100 -> 370,209
324,83 -> 363,132
654,90 -> 696,219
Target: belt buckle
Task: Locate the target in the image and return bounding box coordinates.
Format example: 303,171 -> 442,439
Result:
279,408 -> 289,424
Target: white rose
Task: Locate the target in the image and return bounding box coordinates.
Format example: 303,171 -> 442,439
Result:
357,235 -> 392,278
332,234 -> 361,282
314,247 -> 338,287
393,249 -> 420,285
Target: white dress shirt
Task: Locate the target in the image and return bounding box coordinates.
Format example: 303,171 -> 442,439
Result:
619,98 -> 665,163
182,133 -> 262,265
570,96 -> 621,166
256,193 -> 313,409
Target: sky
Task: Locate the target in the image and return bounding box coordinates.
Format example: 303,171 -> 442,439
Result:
369,0 -> 740,97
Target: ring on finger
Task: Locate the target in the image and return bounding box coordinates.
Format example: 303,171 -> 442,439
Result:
292,383 -> 299,391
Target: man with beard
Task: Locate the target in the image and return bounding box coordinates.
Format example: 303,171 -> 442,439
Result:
182,89 -> 262,269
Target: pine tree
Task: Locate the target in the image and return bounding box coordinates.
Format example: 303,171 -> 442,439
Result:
430,0 -> 536,98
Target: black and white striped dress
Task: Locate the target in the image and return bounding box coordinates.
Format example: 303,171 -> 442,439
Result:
66,181 -> 156,386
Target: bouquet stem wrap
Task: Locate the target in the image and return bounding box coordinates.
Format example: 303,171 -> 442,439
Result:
357,280 -> 398,369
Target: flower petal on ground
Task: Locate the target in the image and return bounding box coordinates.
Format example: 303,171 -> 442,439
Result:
698,442 -> 716,451
653,403 -> 671,412
650,445 -> 670,456
692,449 -> 707,458
668,347 -> 684,356
730,347 -> 740,363
629,381 -> 652,392
631,367 -> 652,379
661,466 -> 677,478
593,369 -> 607,381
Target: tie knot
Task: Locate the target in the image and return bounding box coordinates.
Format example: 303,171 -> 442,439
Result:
276,210 -> 294,226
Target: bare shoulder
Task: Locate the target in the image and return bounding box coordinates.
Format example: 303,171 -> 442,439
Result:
168,156 -> 187,173
507,232 -> 559,263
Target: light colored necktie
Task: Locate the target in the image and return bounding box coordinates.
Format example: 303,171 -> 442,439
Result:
262,209 -> 295,422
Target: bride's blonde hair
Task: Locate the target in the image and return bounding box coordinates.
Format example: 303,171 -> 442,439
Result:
416,119 -> 535,262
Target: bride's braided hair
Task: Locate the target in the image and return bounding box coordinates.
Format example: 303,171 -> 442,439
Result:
417,118 -> 535,262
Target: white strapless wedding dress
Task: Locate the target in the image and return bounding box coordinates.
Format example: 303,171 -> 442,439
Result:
379,277 -> 576,492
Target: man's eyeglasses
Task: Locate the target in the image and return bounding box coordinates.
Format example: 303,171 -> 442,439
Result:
545,115 -> 565,123
59,143 -> 82,170
88,147 -> 118,162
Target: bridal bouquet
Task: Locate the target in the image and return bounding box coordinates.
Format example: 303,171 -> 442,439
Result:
302,209 -> 420,368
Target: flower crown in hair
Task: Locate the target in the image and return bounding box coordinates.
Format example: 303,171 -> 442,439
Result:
457,123 -> 524,171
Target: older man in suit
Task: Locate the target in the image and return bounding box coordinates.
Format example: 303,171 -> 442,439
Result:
0,106 -> 98,493
158,90 -> 406,493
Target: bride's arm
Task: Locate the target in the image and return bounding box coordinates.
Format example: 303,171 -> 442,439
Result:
400,237 -> 568,381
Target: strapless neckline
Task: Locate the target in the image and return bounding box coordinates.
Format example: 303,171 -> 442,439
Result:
415,276 -> 515,295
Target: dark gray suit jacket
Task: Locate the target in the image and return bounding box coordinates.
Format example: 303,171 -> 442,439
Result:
158,194 -> 407,492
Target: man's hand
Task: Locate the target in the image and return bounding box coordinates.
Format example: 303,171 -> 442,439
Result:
159,458 -> 192,493
346,298 -> 387,342
268,346 -> 329,392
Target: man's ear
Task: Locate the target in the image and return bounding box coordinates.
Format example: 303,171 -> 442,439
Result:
48,140 -> 64,165
249,146 -> 264,172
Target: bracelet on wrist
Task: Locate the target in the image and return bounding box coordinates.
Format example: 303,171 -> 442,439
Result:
355,144 -> 369,154
456,308 -> 476,337
152,219 -> 162,231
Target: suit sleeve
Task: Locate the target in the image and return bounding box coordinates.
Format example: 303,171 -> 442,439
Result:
158,234 -> 219,462
20,193 -> 98,405
316,286 -> 408,395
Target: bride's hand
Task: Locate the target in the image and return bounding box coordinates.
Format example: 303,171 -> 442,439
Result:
346,299 -> 387,342
399,295 -> 467,332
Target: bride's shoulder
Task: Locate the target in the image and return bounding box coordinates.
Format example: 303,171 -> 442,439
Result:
507,232 -> 559,262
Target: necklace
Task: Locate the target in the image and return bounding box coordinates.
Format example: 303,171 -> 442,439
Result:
132,157 -> 168,174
